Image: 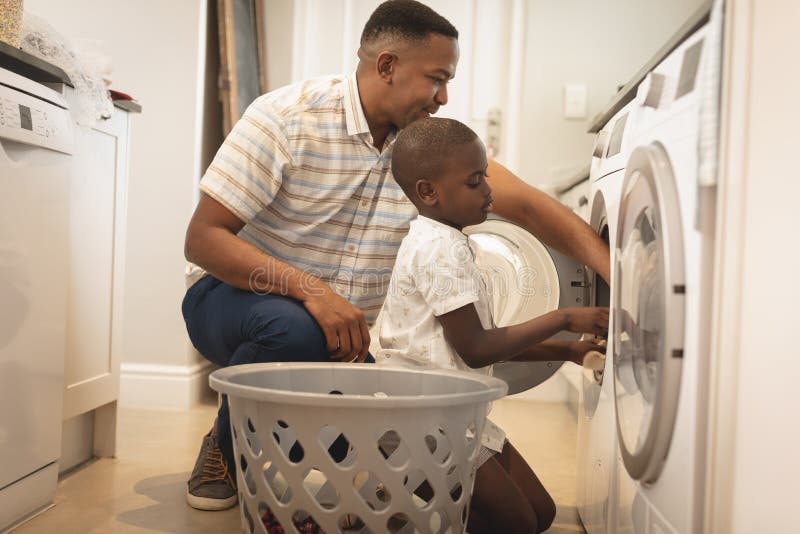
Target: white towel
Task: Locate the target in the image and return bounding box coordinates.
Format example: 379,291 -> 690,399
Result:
697,0 -> 724,190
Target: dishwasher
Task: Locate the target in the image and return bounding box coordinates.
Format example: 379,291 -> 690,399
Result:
0,64 -> 74,530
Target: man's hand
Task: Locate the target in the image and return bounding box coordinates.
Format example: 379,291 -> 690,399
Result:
303,288 -> 370,363
563,307 -> 609,336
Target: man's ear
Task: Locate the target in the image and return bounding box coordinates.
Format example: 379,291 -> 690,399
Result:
416,179 -> 437,206
376,51 -> 397,82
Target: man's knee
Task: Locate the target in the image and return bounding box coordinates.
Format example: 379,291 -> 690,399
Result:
537,495 -> 556,531
246,296 -> 328,360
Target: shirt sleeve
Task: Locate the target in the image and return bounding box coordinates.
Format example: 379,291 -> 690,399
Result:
414,237 -> 483,317
199,98 -> 290,224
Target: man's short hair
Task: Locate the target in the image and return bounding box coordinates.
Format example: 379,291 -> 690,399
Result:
361,0 -> 458,46
392,118 -> 479,197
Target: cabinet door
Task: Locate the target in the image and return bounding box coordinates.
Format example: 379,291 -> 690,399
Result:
63,111 -> 129,419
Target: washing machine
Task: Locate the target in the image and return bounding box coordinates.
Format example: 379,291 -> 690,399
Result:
463,218 -> 586,394
576,98 -> 637,534
611,11 -> 719,533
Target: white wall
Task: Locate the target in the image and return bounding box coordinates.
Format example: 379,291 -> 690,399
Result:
519,0 -> 706,187
706,0 -> 800,531
263,0 -> 705,187
263,0 -> 526,171
24,0 -> 219,407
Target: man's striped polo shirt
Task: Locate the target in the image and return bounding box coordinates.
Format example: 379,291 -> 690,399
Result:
189,72 -> 417,323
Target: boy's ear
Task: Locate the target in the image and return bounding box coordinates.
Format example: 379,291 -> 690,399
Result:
416,179 -> 437,206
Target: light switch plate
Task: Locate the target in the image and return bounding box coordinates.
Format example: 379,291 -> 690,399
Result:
564,83 -> 587,119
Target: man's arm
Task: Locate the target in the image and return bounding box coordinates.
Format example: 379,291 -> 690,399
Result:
184,193 -> 370,362
487,158 -> 611,283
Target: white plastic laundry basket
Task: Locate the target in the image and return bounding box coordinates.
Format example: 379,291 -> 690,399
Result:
210,363 -> 507,534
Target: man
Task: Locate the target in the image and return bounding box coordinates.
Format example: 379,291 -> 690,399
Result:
183,0 -> 609,512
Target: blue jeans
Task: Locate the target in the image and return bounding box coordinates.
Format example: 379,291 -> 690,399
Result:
181,275 -> 374,472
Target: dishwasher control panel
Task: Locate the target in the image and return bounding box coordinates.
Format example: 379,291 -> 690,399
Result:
0,68 -> 73,155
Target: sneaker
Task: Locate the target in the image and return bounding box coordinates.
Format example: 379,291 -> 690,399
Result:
186,428 -> 238,510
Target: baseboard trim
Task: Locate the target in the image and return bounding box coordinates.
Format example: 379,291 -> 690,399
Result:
120,361 -> 214,409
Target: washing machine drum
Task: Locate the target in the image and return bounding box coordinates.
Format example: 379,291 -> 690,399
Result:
464,218 -> 586,394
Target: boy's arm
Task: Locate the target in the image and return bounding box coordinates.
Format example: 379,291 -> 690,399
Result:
512,338 -> 607,366
437,304 -> 608,369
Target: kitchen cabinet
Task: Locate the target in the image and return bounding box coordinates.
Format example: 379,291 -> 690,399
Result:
60,102 -> 134,472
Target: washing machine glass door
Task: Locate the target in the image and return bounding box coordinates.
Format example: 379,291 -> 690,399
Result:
464,219 -> 585,395
583,199 -> 611,418
613,144 -> 685,484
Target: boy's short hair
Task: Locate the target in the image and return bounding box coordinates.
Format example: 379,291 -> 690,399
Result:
391,117 -> 480,197
361,0 -> 458,46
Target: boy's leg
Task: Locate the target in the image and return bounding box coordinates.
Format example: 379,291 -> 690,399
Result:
496,440 -> 557,532
470,455 -> 539,534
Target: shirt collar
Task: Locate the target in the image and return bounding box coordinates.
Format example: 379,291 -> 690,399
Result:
343,72 -> 371,137
413,215 -> 469,241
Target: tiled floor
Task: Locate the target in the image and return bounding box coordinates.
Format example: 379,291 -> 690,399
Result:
13,399 -> 585,533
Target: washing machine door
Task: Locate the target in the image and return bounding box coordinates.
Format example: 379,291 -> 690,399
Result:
582,192 -> 612,418
613,144 -> 685,484
464,218 -> 585,395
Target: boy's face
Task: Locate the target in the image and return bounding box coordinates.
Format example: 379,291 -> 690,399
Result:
386,34 -> 459,129
430,138 -> 493,229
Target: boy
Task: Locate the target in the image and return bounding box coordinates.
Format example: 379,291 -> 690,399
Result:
379,117 -> 608,533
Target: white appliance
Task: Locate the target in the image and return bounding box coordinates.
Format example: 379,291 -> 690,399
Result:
0,65 -> 73,530
463,218 -> 585,393
611,16 -> 717,534
576,99 -> 637,534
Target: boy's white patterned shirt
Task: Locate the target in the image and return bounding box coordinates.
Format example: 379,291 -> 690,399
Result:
378,215 -> 506,451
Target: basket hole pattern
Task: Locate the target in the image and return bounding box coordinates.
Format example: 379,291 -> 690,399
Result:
272,419 -> 305,464
242,456 -> 257,497
337,512 -> 365,533
449,482 -> 463,503
402,469 -> 435,510
263,460 -> 292,504
430,510 -> 455,534
243,501 -> 255,533
244,416 -> 263,457
353,469 -> 391,512
465,420 -> 478,457
387,512 -> 418,534
303,466 -> 340,510
291,509 -> 324,532
235,412 -> 482,533
423,426 -> 452,465
378,429 -> 410,468
320,424 -> 357,466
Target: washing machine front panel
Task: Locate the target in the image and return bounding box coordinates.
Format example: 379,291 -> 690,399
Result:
577,98 -> 634,534
610,8 -> 716,534
464,219 -> 585,394
613,144 -> 686,484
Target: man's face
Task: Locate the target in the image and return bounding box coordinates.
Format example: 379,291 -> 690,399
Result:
388,34 -> 459,129
433,138 -> 493,229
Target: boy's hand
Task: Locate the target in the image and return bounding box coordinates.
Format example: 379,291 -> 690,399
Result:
563,307 -> 609,336
568,338 -> 607,365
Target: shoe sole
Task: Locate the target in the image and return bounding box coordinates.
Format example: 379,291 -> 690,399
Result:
185,487 -> 238,511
